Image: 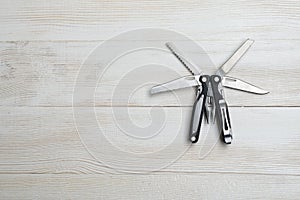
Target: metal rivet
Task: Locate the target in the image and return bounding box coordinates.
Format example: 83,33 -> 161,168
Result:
214,76 -> 220,82
201,77 -> 207,82
191,136 -> 196,142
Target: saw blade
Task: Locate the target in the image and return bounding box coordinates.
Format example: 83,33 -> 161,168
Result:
166,42 -> 202,75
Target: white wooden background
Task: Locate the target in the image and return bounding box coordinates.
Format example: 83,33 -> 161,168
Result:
0,0 -> 300,199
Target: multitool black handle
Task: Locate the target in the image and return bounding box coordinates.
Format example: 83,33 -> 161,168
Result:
190,75 -> 209,143
210,75 -> 232,144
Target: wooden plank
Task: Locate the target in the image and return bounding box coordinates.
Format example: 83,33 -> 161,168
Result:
0,107 -> 299,175
0,40 -> 299,106
0,0 -> 299,41
0,174 -> 299,199
0,0 -> 299,198
0,1 -> 299,198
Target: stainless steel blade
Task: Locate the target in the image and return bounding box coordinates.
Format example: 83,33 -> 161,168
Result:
222,76 -> 269,94
216,39 -> 254,77
150,75 -> 201,94
166,42 -> 202,75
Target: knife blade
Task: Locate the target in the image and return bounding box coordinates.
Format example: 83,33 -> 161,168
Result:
222,76 -> 269,95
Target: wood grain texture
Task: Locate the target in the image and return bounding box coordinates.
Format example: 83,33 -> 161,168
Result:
1,174 -> 300,200
0,0 -> 300,199
0,107 -> 299,175
0,0 -> 299,41
0,40 -> 299,107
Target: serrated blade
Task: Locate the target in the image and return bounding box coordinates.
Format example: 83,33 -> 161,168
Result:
222,76 -> 269,94
150,75 -> 201,94
166,42 -> 202,75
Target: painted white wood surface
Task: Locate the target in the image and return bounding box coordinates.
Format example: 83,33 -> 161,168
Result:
0,0 -> 299,199
1,174 -> 300,200
0,40 -> 299,106
0,0 -> 299,41
0,107 -> 299,174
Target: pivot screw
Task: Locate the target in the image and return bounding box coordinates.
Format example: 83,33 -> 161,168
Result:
214,76 -> 220,82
